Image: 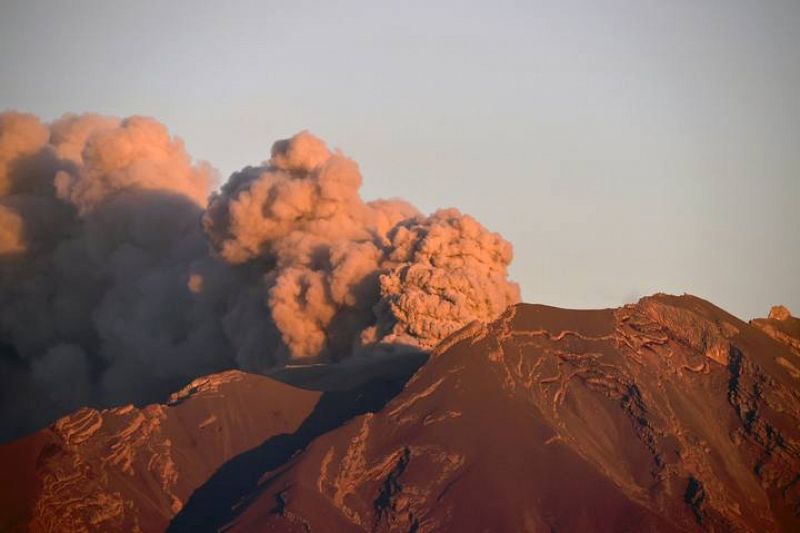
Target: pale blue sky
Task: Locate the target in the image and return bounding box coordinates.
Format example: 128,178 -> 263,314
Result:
2,0 -> 798,319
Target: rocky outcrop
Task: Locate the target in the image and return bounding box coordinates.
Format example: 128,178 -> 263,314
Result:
224,295 -> 800,532
751,305 -> 800,361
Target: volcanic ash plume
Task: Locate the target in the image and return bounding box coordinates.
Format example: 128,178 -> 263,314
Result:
0,114 -> 520,441
203,131 -> 520,360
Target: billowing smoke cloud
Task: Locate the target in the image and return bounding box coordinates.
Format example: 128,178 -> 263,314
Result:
0,112 -> 229,439
0,114 -> 519,441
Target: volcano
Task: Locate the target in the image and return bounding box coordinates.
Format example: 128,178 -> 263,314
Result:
2,294 -> 799,532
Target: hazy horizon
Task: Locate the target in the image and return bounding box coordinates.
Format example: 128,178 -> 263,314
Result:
2,0 -> 798,320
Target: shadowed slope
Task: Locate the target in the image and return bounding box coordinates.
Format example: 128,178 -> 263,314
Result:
0,350 -> 428,532
168,354 -> 426,532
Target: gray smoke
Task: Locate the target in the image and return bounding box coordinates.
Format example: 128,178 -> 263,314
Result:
0,113 -> 519,441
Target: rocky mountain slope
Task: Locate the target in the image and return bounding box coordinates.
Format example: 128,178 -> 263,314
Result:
2,294 -> 799,532
0,371 -> 323,531
219,295 -> 800,532
0,353 -> 423,532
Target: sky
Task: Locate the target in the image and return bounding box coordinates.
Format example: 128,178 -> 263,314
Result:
1,0 -> 797,320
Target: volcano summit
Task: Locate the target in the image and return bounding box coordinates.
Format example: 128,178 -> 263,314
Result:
2,294 -> 799,532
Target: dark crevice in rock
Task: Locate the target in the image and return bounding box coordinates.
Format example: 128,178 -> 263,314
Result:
373,446 -> 411,525
621,383 -> 664,472
269,489 -> 288,516
684,476 -> 706,526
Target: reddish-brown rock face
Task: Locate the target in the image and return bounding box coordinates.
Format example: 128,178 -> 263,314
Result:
751,305 -> 800,365
3,294 -> 800,532
224,295 -> 800,532
0,371 -> 322,532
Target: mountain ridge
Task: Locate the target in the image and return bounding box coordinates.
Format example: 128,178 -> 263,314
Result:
2,294 -> 799,532
223,295 -> 800,532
